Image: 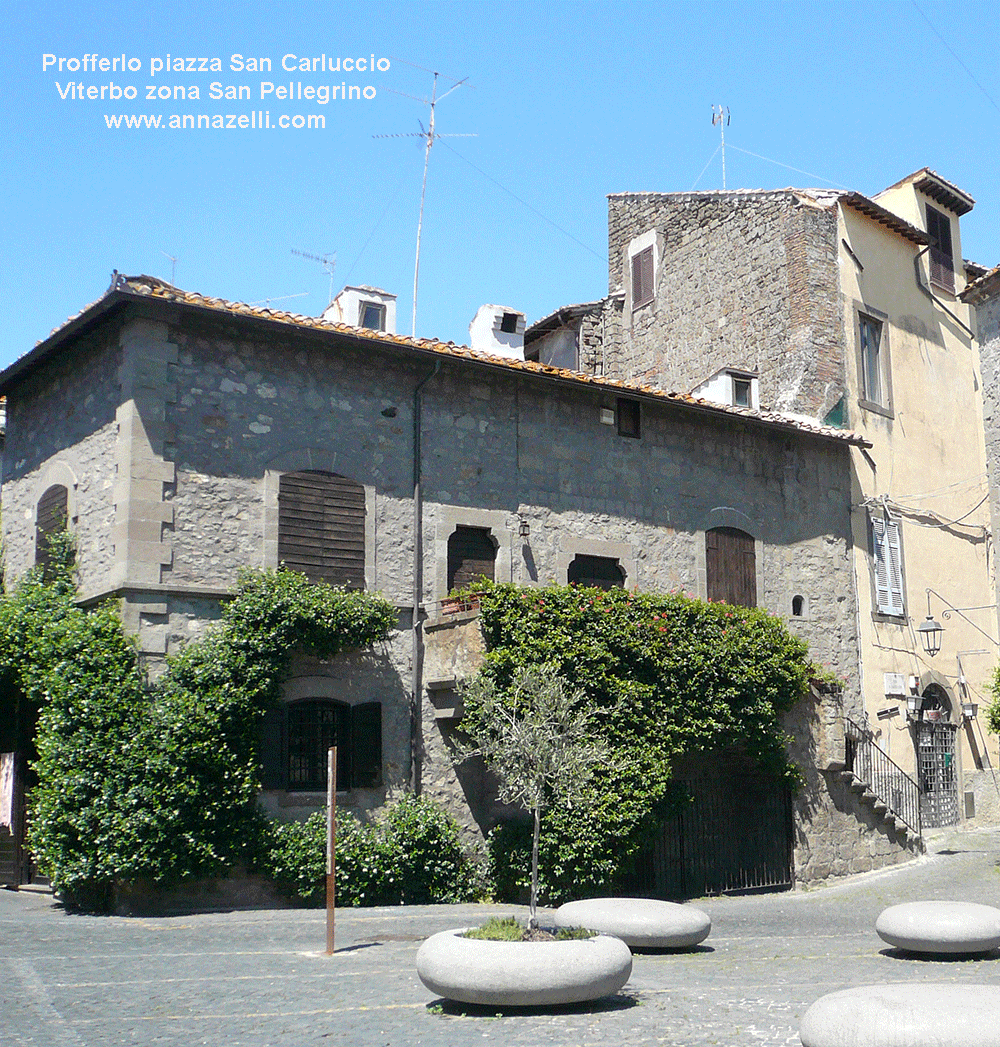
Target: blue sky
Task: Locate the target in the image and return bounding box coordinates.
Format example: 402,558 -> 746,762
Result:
3,0 -> 998,368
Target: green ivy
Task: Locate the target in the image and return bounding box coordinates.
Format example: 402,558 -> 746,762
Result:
987,666 -> 1000,736
262,795 -> 482,906
466,582 -> 813,903
3,564 -> 397,910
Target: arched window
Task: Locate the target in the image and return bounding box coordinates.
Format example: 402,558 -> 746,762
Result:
261,698 -> 382,792
706,527 -> 756,607
35,484 -> 69,577
278,471 -> 365,588
447,526 -> 496,592
567,554 -> 625,590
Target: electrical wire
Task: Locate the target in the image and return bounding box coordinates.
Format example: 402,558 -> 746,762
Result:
724,145 -> 851,190
911,1 -> 1000,113
690,144 -> 720,191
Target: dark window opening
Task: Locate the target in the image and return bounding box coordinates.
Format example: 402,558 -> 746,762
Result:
278,471 -> 366,589
359,301 -> 386,331
792,595 -> 804,617
447,526 -> 496,592
733,378 -> 752,408
500,312 -> 519,334
631,246 -> 654,308
706,527 -> 757,608
617,397 -> 641,438
262,698 -> 382,792
926,205 -> 955,293
567,554 -> 625,590
35,484 -> 69,578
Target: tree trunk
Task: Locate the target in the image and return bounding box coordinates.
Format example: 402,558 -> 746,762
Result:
529,805 -> 540,930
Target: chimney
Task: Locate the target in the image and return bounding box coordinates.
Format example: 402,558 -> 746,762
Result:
322,286 -> 397,334
468,305 -> 525,360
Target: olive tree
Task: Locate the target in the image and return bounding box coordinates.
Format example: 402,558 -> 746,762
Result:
457,665 -> 607,928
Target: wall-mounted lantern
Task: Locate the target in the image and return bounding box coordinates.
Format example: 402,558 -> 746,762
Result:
962,701 -> 979,721
518,519 -> 530,539
906,693 -> 924,719
918,614 -> 944,656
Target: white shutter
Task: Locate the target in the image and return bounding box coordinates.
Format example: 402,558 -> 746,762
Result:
871,513 -> 905,616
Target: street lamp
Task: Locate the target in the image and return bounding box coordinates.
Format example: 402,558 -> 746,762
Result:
918,614 -> 943,656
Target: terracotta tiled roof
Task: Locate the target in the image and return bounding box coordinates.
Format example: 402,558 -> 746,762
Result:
4,274 -> 868,448
961,263 -> 1000,302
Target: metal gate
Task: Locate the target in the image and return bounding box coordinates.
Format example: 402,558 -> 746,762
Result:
627,760 -> 794,898
916,721 -> 959,828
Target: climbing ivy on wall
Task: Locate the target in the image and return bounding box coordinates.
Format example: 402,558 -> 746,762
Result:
0,559 -> 397,911
461,582 -> 814,902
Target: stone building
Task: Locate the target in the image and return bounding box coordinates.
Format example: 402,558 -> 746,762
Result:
0,273 -> 923,891
529,169 -> 1000,833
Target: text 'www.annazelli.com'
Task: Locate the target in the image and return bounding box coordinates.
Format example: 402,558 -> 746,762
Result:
103,111 -> 325,130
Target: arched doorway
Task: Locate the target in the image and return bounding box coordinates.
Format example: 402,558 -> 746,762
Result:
915,683 -> 959,828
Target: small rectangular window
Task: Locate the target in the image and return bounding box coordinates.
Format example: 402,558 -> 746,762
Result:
617,397 -> 641,438
733,378 -> 752,408
871,513 -> 905,617
500,312 -> 519,334
926,205 -> 955,294
359,302 -> 386,331
857,311 -> 891,415
631,246 -> 654,309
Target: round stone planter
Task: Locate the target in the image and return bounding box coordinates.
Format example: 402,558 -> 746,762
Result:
553,897 -> 711,949
415,928 -> 633,1007
800,984 -> 1000,1047
875,900 -> 1000,954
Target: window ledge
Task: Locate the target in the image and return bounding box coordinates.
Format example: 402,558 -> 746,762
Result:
871,611 -> 907,625
858,398 -> 894,419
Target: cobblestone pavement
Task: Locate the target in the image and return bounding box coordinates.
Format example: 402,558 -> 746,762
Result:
3,827 -> 1000,1047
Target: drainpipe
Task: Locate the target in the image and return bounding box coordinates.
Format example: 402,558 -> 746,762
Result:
410,360 -> 440,795
912,248 -> 974,338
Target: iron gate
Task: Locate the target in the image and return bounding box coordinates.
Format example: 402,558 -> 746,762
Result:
916,721 -> 959,828
627,762 -> 794,898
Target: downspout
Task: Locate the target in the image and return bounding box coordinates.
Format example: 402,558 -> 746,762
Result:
410,359 -> 440,796
913,247 -> 974,338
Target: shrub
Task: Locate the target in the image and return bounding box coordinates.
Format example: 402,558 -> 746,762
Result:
263,794 -> 481,906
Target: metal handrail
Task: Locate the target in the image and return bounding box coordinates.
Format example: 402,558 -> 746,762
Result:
844,717 -> 922,835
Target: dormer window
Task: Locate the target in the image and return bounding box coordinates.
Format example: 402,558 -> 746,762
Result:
732,376 -> 753,408
500,312 -> 519,334
926,205 -> 955,294
359,301 -> 386,331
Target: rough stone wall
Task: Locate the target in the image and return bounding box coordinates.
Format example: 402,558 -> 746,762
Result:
2,327 -> 122,593
783,684 -> 921,884
605,191 -> 846,419
972,288 -> 1000,615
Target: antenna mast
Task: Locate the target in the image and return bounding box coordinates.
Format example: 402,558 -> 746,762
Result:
160,250 -> 177,285
292,249 -> 337,306
375,65 -> 475,337
711,105 -> 731,189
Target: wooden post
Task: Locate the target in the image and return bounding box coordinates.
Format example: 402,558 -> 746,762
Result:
325,746 -> 337,955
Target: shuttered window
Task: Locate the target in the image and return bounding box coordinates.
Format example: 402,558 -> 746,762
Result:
871,513 -> 905,617
278,471 -> 365,589
706,527 -> 757,608
36,484 -> 68,577
632,246 -> 655,308
567,554 -> 625,590
926,205 -> 955,294
447,526 -> 496,592
263,698 -> 382,792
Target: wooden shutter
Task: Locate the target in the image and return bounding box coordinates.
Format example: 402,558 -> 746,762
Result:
706,527 -> 757,608
926,206 -> 955,293
567,554 -> 625,590
447,526 -> 496,592
871,515 -> 904,616
350,702 -> 382,788
632,247 -> 654,307
278,471 -> 365,589
35,484 -> 68,573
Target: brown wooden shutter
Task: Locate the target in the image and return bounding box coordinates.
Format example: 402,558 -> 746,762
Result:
447,526 -> 496,592
926,206 -> 955,293
632,247 -> 654,307
706,527 -> 757,608
567,554 -> 625,590
350,702 -> 382,788
35,484 -> 68,574
278,471 -> 365,588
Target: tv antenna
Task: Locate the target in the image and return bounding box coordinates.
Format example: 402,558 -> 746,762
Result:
711,105 -> 730,189
375,64 -> 476,337
160,250 -> 178,285
248,292 -> 310,309
292,249 -> 337,306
